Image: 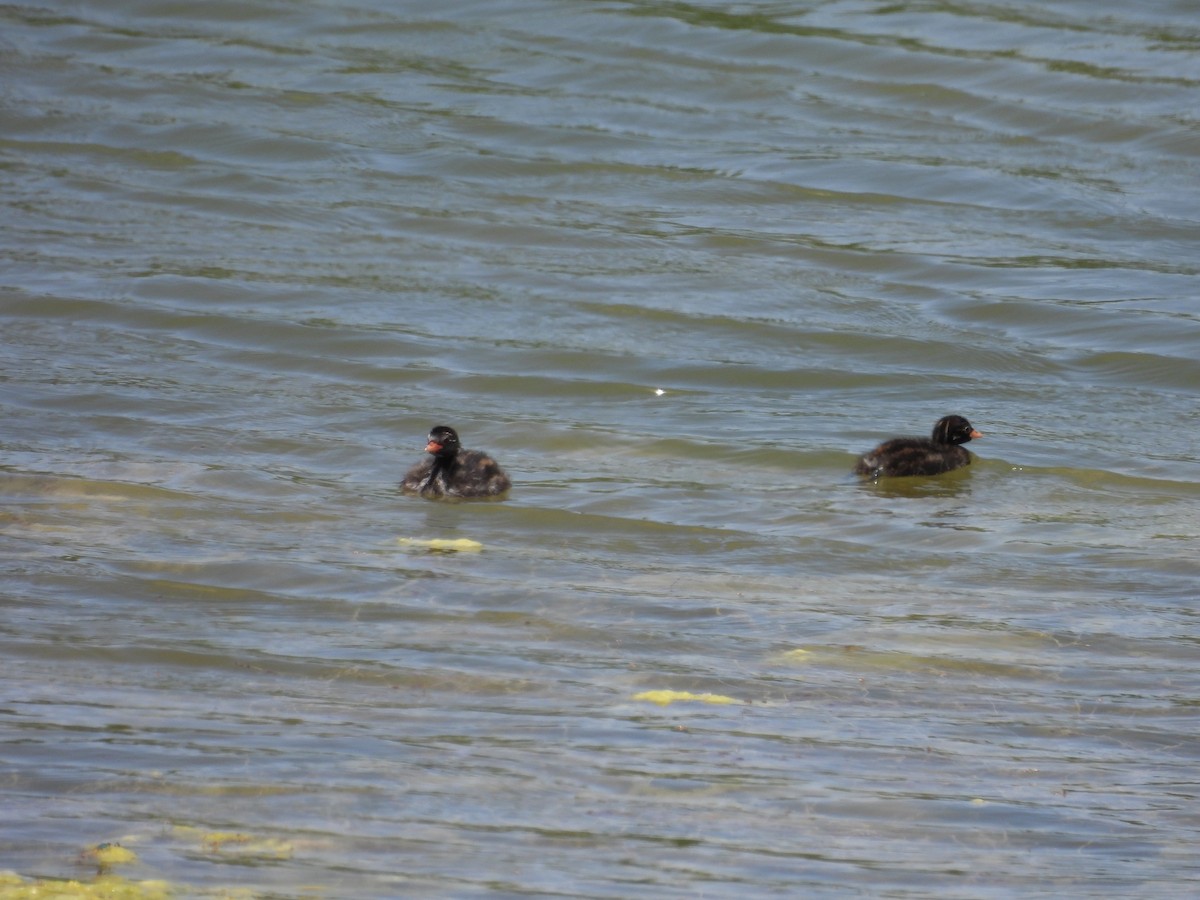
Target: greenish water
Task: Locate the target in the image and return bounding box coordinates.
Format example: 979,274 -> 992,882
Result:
2,1 -> 1198,896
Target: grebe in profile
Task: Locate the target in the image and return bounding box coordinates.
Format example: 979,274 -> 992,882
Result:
853,415 -> 983,478
402,425 -> 511,499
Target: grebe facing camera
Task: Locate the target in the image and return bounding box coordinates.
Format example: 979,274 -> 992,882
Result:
402,425 -> 511,499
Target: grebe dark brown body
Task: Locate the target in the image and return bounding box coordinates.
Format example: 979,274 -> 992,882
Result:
854,415 -> 983,479
402,425 -> 511,499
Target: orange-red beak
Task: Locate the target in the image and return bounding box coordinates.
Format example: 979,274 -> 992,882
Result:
970,429 -> 983,439
424,440 -> 443,454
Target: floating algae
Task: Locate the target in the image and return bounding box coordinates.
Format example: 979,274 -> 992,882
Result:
397,537 -> 484,552
0,871 -> 171,900
633,690 -> 739,706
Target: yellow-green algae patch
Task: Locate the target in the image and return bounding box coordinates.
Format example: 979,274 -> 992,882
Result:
397,537 -> 484,552
634,690 -> 739,706
0,871 -> 171,900
86,842 -> 137,866
0,827 -> 296,900
172,825 -> 293,860
778,648 -> 812,662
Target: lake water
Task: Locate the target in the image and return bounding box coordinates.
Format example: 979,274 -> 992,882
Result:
2,0 -> 1198,896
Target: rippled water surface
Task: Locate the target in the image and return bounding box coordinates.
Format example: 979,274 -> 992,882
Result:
2,0 -> 1199,896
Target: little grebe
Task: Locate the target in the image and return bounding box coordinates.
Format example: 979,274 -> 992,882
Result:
853,415 -> 983,478
402,425 -> 511,499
